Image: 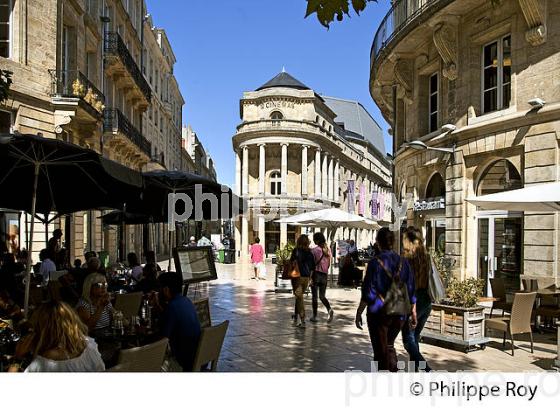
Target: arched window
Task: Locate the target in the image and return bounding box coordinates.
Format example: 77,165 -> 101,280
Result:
425,173 -> 445,199
270,111 -> 283,126
270,171 -> 282,195
477,159 -> 522,196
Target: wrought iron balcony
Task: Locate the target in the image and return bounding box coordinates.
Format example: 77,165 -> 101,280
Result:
103,108 -> 151,157
104,32 -> 151,102
371,0 -> 447,67
49,69 -> 105,116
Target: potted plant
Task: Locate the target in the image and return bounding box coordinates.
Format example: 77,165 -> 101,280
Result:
423,253 -> 489,351
274,243 -> 295,293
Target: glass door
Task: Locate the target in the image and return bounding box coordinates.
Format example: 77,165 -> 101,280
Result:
478,215 -> 523,296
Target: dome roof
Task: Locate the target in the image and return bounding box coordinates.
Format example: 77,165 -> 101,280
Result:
255,72 -> 311,91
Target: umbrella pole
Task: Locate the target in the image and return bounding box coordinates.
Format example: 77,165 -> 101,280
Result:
24,163 -> 40,318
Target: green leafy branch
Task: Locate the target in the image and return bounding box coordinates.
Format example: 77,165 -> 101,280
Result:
0,69 -> 13,105
305,0 -> 377,28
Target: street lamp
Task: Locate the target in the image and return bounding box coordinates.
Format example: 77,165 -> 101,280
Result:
405,140 -> 456,154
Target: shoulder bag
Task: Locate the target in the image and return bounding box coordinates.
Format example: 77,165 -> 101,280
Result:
282,250 -> 301,280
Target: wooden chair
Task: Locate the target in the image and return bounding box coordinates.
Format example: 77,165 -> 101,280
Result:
116,337 -> 169,372
114,292 -> 143,318
192,320 -> 229,372
486,292 -> 536,356
522,278 -> 539,292
489,278 -> 513,318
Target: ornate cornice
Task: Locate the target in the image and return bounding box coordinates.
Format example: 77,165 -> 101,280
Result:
433,23 -> 458,81
518,0 -> 547,46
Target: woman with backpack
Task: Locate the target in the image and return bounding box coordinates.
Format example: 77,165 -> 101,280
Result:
289,235 -> 315,328
311,232 -> 334,323
401,227 -> 432,372
355,227 -> 416,372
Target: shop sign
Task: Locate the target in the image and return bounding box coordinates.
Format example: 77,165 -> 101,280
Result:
414,197 -> 445,212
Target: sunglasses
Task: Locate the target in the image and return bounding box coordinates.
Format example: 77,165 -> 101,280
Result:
93,282 -> 108,289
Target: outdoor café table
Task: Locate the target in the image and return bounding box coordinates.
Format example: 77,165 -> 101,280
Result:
92,325 -> 162,368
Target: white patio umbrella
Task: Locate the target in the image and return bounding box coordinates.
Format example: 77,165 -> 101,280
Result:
276,207 -> 379,232
466,182 -> 560,212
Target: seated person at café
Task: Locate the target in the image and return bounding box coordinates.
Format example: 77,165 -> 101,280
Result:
155,272 -> 201,372
338,255 -> 363,287
0,289 -> 23,321
76,273 -> 113,332
38,249 -> 56,285
127,252 -> 143,282
136,263 -> 159,294
74,256 -> 102,295
22,301 -> 105,372
0,253 -> 21,301
145,250 -> 162,272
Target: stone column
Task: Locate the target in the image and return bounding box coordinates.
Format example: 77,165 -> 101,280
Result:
321,152 -> 328,199
258,215 -> 266,257
258,143 -> 266,195
334,160 -> 340,202
328,156 -> 334,201
235,150 -> 241,196
280,222 -> 287,247
314,148 -> 321,198
241,215 -> 249,259
301,145 -> 308,196
234,219 -> 242,259
242,145 -> 249,196
281,143 -> 288,195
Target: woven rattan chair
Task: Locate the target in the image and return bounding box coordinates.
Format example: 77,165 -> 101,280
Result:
489,278 -> 513,318
116,337 -> 169,372
192,320 -> 229,372
486,292 -> 536,356
114,292 -> 143,318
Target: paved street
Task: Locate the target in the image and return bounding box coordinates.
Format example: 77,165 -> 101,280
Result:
188,260 -> 559,372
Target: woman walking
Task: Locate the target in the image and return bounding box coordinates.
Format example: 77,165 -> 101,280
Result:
401,227 -> 432,371
311,232 -> 334,323
289,235 -> 315,328
355,228 -> 416,372
249,237 -> 265,280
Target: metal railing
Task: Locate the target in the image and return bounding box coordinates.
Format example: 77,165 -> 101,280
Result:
371,0 -> 442,65
104,32 -> 152,102
49,69 -> 105,113
104,108 -> 152,157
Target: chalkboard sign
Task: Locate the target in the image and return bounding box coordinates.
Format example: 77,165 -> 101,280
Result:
173,246 -> 218,284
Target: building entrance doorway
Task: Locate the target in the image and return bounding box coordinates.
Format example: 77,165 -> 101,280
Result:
478,214 -> 523,295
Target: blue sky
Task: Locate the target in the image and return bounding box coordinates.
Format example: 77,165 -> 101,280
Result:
146,0 -> 392,187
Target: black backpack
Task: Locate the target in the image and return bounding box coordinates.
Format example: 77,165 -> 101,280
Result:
376,257 -> 411,316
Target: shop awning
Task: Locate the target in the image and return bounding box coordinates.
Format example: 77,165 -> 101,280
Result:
466,182 -> 560,212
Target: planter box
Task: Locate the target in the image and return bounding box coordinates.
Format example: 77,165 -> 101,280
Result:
422,303 -> 489,352
274,266 -> 292,293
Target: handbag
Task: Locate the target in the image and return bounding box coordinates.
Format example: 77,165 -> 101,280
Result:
428,255 -> 446,303
282,250 -> 301,280
376,257 -> 411,316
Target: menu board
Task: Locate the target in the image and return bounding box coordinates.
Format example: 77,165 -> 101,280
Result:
173,246 -> 218,284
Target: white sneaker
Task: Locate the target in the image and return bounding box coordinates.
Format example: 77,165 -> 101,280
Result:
292,315 -> 299,327
327,309 -> 334,323
297,320 -> 306,328
309,316 -> 318,323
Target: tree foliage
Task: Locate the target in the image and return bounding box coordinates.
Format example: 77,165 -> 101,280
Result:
0,70 -> 13,105
305,0 -> 377,28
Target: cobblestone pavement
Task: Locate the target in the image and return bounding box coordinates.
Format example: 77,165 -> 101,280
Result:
188,259 -> 558,372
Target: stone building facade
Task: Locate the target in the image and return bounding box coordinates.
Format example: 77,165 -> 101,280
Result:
232,72 -> 392,258
0,0 -> 184,264
369,0 -> 560,292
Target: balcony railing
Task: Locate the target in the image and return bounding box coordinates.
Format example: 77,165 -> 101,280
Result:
371,0 -> 444,65
104,108 -> 151,157
49,69 -> 105,115
104,32 -> 152,102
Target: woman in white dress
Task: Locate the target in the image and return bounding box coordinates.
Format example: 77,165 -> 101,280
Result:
24,301 -> 105,372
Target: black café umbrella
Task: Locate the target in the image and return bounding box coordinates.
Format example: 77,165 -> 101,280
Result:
0,133 -> 143,315
127,170 -> 244,269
